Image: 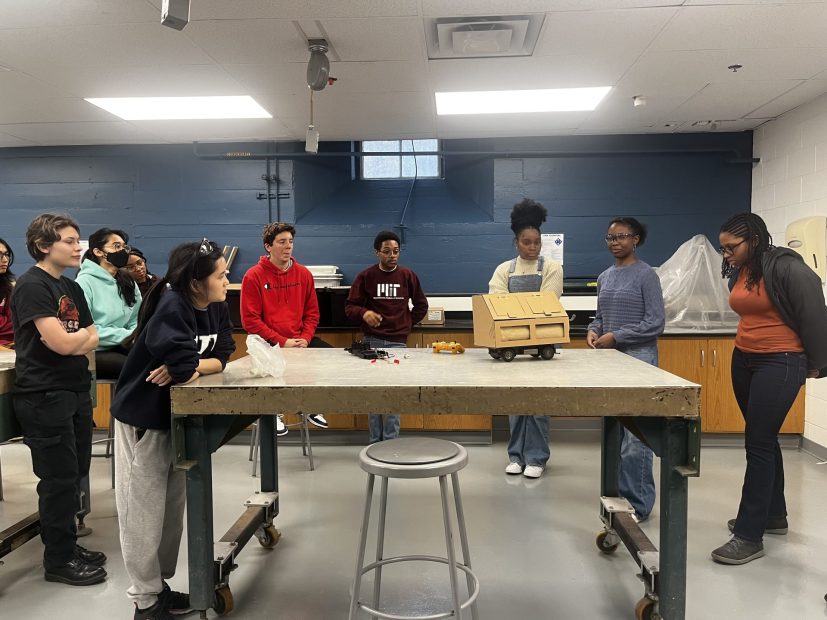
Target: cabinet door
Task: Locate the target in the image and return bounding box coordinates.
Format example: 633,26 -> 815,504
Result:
657,337 -> 705,385
420,331 -> 491,431
704,338 -> 745,433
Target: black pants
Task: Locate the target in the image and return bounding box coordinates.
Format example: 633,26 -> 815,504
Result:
731,348 -> 806,542
308,337 -> 333,349
13,389 -> 93,568
95,346 -> 129,380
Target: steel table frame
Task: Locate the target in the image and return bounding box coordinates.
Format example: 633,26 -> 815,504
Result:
171,348 -> 700,619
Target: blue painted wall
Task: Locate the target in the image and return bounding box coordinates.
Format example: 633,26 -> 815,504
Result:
0,133 -> 752,293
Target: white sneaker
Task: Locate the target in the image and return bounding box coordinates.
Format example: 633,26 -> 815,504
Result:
307,414 -> 328,429
276,416 -> 288,436
523,465 -> 545,479
505,462 -> 523,475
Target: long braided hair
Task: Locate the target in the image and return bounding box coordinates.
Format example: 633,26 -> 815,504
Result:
719,212 -> 773,291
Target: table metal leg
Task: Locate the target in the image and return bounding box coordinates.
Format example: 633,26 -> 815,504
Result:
657,419 -> 689,620
184,416 -> 215,615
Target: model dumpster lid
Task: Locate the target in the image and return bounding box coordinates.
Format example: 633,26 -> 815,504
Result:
479,292 -> 567,320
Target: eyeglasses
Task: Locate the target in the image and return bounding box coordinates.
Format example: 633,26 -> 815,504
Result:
199,237 -> 215,255
104,242 -> 130,253
125,259 -> 146,272
0,252 -> 10,260
605,233 -> 636,243
719,238 -> 747,255
379,249 -> 401,256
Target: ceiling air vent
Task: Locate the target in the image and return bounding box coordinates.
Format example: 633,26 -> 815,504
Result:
424,15 -> 545,60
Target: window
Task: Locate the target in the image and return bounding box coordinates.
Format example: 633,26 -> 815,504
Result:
361,139 -> 441,179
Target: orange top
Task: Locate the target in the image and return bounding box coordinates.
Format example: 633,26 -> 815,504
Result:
729,270 -> 803,354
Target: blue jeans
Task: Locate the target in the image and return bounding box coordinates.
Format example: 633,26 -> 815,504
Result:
362,336 -> 405,443
731,348 -> 806,542
618,344 -> 658,519
508,415 -> 550,467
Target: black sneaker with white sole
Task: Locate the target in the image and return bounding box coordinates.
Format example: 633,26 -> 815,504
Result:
711,536 -> 765,565
727,516 -> 787,535
134,600 -> 175,620
307,414 -> 328,428
160,581 -> 191,615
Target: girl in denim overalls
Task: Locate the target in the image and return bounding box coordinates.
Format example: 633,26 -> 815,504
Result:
488,199 -> 564,478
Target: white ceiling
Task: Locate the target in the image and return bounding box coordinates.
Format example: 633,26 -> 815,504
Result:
1,0 -> 827,146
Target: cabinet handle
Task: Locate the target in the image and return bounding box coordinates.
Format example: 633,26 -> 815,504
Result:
713,349 -> 718,368
700,349 -> 705,367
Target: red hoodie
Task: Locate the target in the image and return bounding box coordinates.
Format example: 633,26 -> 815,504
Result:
240,256 -> 319,346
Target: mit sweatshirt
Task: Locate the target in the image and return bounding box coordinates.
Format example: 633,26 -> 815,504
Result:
345,264 -> 428,343
111,289 -> 235,430
240,256 -> 319,346
76,258 -> 141,349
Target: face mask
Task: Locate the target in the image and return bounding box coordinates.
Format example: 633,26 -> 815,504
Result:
106,249 -> 129,269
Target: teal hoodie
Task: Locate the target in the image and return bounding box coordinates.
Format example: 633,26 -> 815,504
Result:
76,258 -> 142,349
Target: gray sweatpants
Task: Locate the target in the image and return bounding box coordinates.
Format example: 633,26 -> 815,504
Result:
114,419 -> 186,610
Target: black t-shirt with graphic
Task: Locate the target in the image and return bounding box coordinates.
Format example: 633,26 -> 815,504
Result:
11,266 -> 94,393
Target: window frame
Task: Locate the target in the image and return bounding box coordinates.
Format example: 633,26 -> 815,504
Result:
359,139 -> 442,180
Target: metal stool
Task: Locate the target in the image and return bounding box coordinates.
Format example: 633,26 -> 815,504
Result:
349,437 -> 479,620
249,413 -> 314,474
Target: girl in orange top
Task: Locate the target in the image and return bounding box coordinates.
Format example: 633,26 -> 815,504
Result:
711,213 -> 827,567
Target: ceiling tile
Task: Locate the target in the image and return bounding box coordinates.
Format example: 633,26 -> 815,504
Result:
747,79 -> 827,119
651,3 -> 827,51
187,0 -> 418,20
184,19 -> 308,64
421,0 -> 684,17
320,18 -> 425,62
0,0 -> 157,28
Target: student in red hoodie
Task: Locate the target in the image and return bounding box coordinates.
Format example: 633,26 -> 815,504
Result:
345,231 -> 428,442
240,222 -> 328,434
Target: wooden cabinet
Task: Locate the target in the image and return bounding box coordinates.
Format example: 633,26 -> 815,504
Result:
657,336 -> 804,433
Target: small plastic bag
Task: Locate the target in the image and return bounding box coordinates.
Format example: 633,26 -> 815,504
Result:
245,334 -> 286,378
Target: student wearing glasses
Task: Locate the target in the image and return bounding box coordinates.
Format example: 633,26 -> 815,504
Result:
711,213 -> 827,566
240,222 -> 329,434
345,230 -> 428,443
111,238 -> 234,620
489,199 -> 563,479
0,237 -> 15,347
587,217 -> 665,522
75,228 -> 141,379
11,214 -> 106,586
125,247 -> 160,297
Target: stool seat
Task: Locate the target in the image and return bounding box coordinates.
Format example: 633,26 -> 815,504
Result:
360,438 -> 468,479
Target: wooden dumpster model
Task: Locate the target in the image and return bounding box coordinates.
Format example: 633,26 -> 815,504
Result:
472,291 -> 570,362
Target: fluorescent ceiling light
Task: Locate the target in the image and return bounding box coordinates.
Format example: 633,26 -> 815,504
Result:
435,87 -> 611,115
84,96 -> 271,120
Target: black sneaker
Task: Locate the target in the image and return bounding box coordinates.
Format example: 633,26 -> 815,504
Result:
44,558 -> 107,586
160,581 -> 192,615
307,414 -> 328,428
134,600 -> 175,620
711,536 -> 765,565
75,544 -> 107,566
727,516 -> 788,535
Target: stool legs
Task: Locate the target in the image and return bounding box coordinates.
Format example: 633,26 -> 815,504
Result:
451,472 -> 478,620
299,413 -> 315,471
372,476 -> 389,618
439,475 -> 462,619
350,471 -> 477,620
350,473 -> 376,620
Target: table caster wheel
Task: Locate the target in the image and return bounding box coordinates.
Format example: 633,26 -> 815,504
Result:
635,596 -> 656,620
214,586 -> 234,616
596,530 -> 619,554
500,348 -> 516,362
488,349 -> 501,359
256,525 -> 281,549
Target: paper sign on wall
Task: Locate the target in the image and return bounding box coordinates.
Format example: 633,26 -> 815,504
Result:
540,233 -> 564,265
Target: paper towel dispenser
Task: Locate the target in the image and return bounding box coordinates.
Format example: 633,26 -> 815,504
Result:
786,215 -> 826,282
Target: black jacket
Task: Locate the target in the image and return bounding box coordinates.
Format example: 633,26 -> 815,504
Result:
728,247 -> 827,377
111,290 -> 235,429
